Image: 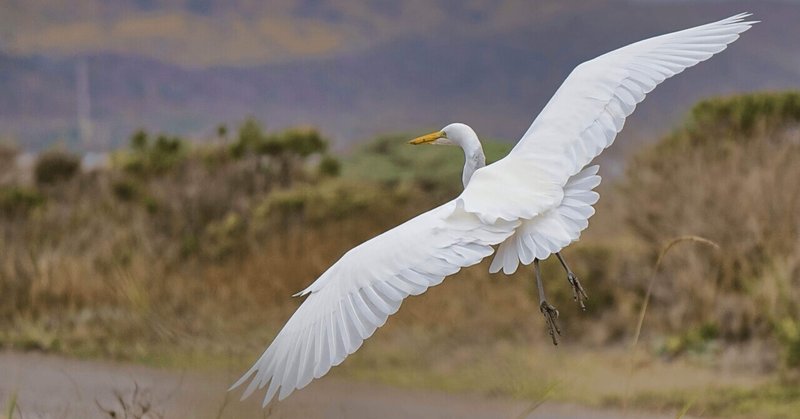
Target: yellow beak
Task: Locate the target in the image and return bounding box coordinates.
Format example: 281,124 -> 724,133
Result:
409,131 -> 446,145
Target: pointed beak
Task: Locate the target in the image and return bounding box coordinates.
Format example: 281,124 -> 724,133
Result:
409,131 -> 446,145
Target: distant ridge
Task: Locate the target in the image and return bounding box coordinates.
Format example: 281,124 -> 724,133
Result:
0,0 -> 798,163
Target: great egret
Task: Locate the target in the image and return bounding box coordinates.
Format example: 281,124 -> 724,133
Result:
231,13 -> 755,406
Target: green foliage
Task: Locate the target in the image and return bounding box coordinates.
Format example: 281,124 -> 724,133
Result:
232,117 -> 267,157
4,391 -> 17,419
254,136 -> 285,156
197,144 -> 232,169
658,91 -> 800,152
118,130 -> 186,176
659,323 -> 719,358
34,150 -> 80,185
344,134 -> 512,196
151,135 -> 185,169
130,129 -> 148,151
776,317 -> 800,368
318,154 -> 341,177
690,91 -> 800,135
233,119 -> 327,153
111,178 -> 140,202
231,119 -> 329,158
202,212 -> 246,260
618,381 -> 800,419
256,180 -> 384,224
229,118 -> 331,187
0,186 -> 44,217
216,123 -> 228,140
281,127 -> 328,157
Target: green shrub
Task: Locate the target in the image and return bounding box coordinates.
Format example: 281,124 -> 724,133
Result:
282,127 -> 328,157
0,186 -> 45,216
256,180 -> 389,225
657,91 -> 800,152
118,130 -> 186,176
231,117 -> 267,158
318,154 -> 341,177
776,318 -> 800,368
216,123 -> 228,140
111,178 -> 140,202
130,129 -> 148,151
34,150 -> 80,185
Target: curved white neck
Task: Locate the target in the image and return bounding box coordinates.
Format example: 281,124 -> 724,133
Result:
460,138 -> 485,188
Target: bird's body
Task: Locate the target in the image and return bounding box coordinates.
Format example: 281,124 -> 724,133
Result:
232,13 -> 756,406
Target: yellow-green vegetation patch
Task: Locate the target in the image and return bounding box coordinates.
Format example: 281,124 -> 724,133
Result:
3,391 -> 17,419
604,381 -> 800,419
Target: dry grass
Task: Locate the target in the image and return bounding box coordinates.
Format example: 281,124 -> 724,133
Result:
3,392 -> 17,419
620,110 -> 800,366
2,93 -> 800,416
95,383 -> 164,419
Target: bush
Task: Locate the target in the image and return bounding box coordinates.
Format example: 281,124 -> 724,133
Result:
621,91 -> 800,365
236,118 -> 266,151
282,127 -> 327,157
0,186 -> 44,216
118,130 -> 186,176
656,91 -> 800,152
34,150 -> 80,185
318,155 -> 341,177
111,178 -> 140,202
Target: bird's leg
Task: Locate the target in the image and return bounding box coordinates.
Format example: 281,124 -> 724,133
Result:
556,252 -> 588,310
534,259 -> 561,345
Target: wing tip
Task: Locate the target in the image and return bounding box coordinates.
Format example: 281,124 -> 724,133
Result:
229,366 -> 257,393
726,12 -> 759,27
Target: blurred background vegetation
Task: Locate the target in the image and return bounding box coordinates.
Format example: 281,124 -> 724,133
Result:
2,90 -> 800,416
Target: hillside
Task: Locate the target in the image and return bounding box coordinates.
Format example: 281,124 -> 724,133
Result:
1,0 -> 799,163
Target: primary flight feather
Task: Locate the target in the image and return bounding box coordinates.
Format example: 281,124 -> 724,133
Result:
231,13 -> 756,406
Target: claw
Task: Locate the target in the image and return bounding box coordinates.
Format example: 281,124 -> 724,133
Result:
540,301 -> 561,345
567,272 -> 588,311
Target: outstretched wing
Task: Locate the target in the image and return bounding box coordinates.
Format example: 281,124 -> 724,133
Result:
511,12 -> 756,178
458,13 -> 755,224
230,201 -> 517,406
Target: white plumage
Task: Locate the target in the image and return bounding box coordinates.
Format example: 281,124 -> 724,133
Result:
231,13 -> 756,406
491,165 -> 601,275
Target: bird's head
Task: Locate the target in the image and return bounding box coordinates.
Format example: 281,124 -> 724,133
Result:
408,123 -> 478,147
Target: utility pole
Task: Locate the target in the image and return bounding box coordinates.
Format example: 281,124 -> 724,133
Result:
76,59 -> 93,150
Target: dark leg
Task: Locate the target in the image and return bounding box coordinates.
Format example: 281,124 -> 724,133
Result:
556,252 -> 588,311
534,259 -> 561,345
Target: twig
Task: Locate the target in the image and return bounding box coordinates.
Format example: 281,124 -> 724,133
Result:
4,392 -> 17,419
513,380 -> 559,419
213,391 -> 231,419
622,235 -> 721,414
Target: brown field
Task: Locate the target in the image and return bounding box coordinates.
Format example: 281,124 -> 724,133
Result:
2,92 -> 800,418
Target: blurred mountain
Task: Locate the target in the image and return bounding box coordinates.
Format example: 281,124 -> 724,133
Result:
0,1 -> 602,67
1,0 -> 799,160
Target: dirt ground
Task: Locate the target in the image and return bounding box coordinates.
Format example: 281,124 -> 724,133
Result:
0,351 -> 687,419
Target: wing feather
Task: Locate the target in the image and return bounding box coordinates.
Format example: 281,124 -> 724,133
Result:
471,13 -> 754,267
233,13 -> 757,407
231,201 -> 517,405
510,13 -> 756,179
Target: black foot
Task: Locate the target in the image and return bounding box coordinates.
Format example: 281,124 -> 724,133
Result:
567,272 -> 588,311
540,301 -> 561,345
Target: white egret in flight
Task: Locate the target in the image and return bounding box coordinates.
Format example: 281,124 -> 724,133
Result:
231,13 -> 756,406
